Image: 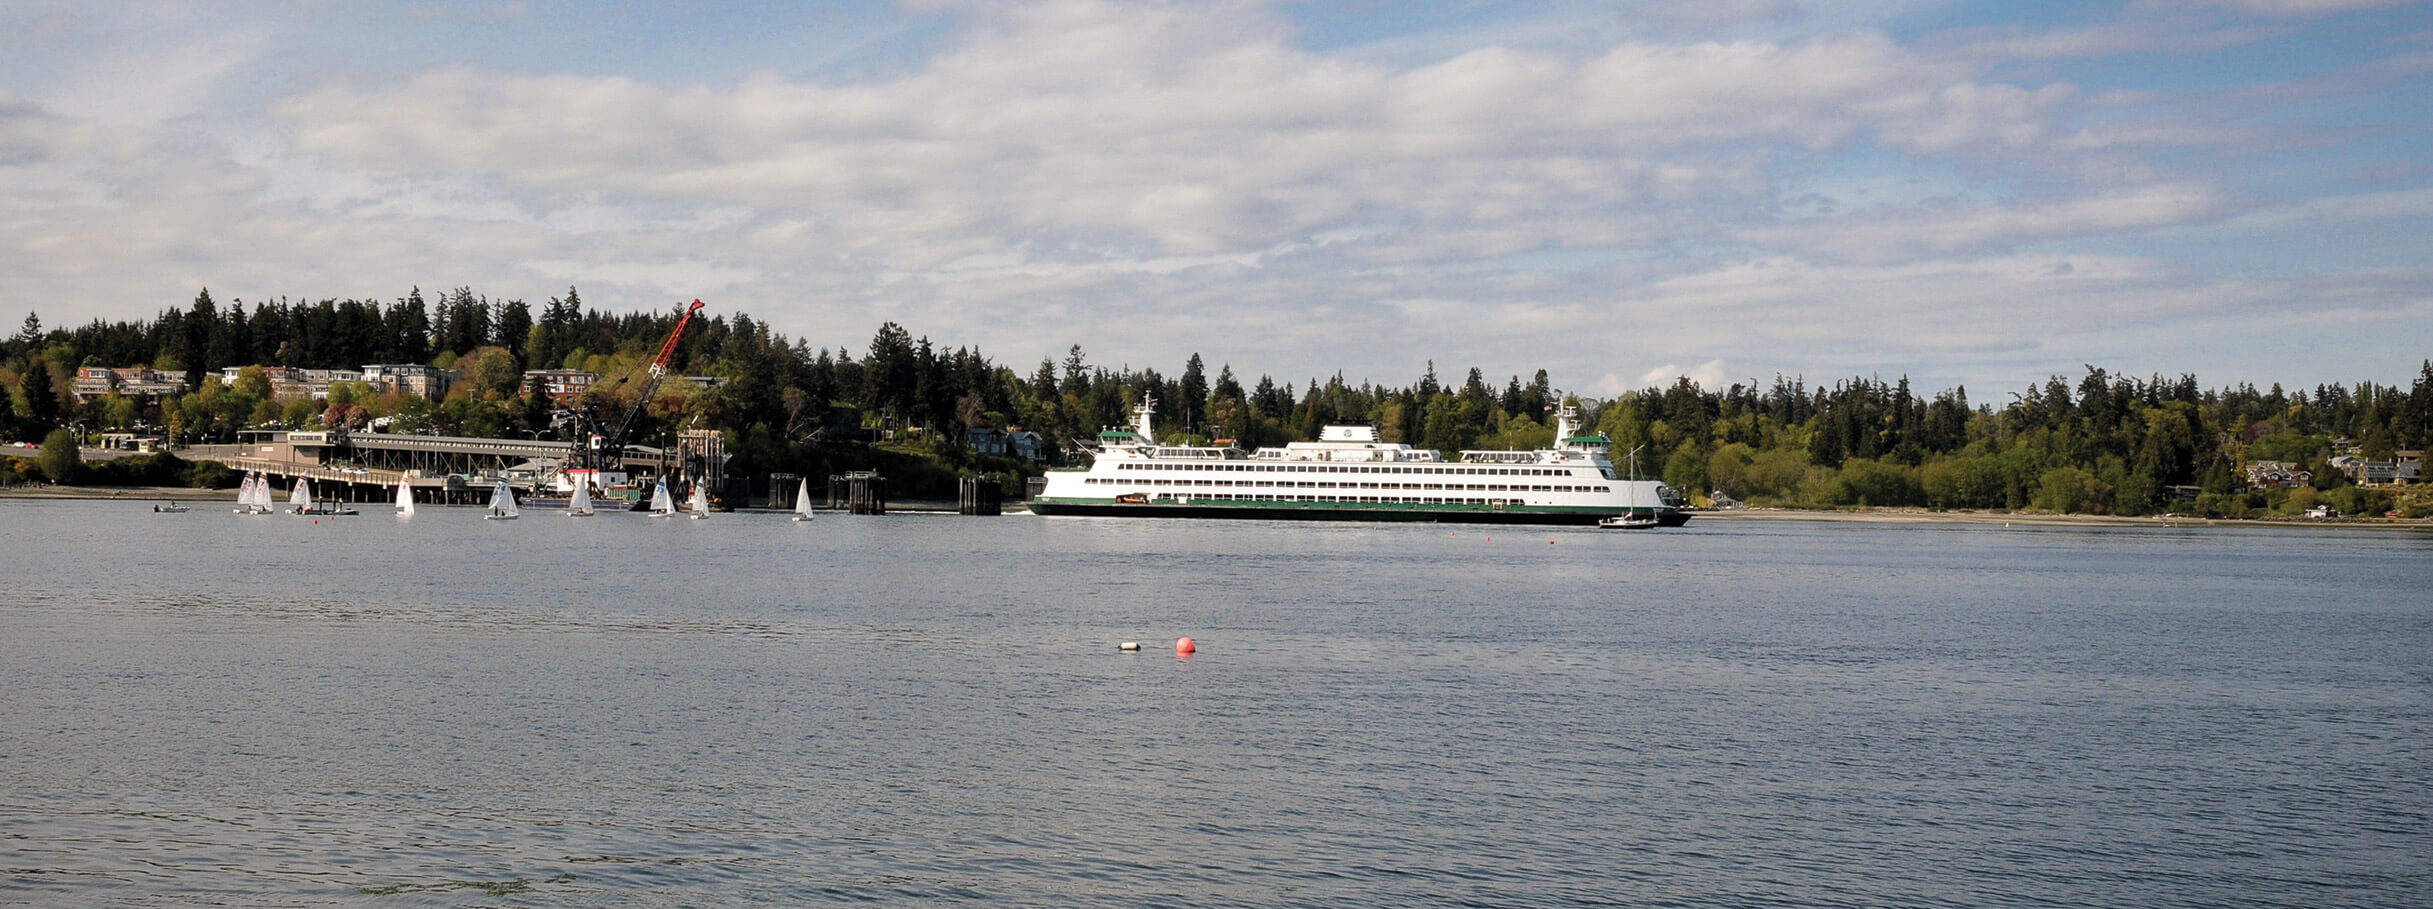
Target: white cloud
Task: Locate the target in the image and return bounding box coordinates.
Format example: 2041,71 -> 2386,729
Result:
2175,0 -> 2421,15
272,7 -> 2069,270
1739,184 -> 2222,263
2,0 -> 2427,395
42,23 -> 269,126
1638,359 -> 1731,389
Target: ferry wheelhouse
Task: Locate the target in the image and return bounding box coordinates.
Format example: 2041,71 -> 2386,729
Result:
1026,396 -> 1688,526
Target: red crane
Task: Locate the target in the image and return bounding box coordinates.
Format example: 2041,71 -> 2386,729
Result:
568,299 -> 706,474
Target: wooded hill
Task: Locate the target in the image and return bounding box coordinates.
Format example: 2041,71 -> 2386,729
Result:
6,287 -> 2429,517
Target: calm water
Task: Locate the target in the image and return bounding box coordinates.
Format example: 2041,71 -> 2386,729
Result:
2,499 -> 2427,907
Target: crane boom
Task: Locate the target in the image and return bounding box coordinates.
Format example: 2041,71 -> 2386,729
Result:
568,299 -> 706,474
647,299 -> 706,378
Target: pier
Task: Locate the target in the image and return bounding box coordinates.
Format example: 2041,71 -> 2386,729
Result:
181,429 -> 680,504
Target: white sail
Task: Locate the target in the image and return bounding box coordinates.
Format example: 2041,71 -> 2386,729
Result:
687,482 -> 710,519
395,478 -> 415,515
234,474 -> 252,513
485,478 -> 520,519
569,477 -> 594,516
649,477 -> 676,516
792,478 -> 814,522
288,478 -> 312,513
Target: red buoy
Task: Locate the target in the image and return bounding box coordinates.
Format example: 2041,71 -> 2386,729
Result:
1176,636 -> 1196,655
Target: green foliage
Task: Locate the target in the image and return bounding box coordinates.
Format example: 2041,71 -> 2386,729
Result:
18,294 -> 2433,519
1825,458 -> 1922,507
2032,466 -> 2111,514
2247,429 -> 2325,463
81,451 -> 204,487
2282,486 -> 2320,515
1662,441 -> 1710,496
182,458 -> 234,488
37,428 -> 81,483
2322,485 -> 2391,517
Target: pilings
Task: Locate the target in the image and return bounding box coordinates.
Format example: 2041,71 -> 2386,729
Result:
958,475 -> 1002,516
828,471 -> 887,515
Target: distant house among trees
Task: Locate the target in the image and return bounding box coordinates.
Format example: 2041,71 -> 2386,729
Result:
965,427 -> 1047,463
71,367 -> 187,405
361,364 -> 451,399
2329,453 -> 2421,486
521,369 -> 598,403
220,366 -> 363,401
2243,460 -> 2313,489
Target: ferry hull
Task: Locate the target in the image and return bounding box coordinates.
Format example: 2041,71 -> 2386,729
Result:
1026,498 -> 1687,527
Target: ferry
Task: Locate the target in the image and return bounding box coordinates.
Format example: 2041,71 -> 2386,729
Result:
1027,396 -> 1688,526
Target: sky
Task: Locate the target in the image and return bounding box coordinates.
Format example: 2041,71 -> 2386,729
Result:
2,0 -> 2428,398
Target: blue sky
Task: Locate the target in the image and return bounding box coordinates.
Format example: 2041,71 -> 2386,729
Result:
2,0 -> 2427,397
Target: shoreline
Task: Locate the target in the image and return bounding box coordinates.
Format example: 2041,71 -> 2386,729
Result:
4,484 -> 2424,530
1693,506 -> 2433,531
0,484 -> 231,501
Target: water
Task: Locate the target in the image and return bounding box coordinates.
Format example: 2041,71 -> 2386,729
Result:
3,499 -> 2428,907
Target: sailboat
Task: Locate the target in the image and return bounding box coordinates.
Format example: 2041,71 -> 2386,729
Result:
484,478 -> 520,520
395,477 -> 415,515
288,478 -> 313,515
1599,461 -> 1658,529
568,476 -> 596,517
791,477 -> 815,522
687,482 -> 711,520
252,475 -> 275,513
648,477 -> 677,518
233,473 -> 256,513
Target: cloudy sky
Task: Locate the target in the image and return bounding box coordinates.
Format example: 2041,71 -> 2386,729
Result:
3,0 -> 2428,396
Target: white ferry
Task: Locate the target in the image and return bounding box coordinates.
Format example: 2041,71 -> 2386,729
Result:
1026,396 -> 1688,526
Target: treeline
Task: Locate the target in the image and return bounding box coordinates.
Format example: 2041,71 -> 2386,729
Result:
6,287 -> 2430,516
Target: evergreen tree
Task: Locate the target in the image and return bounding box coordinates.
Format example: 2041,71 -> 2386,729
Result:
12,311 -> 40,349
181,288 -> 217,390
493,300 -> 533,365
19,353 -> 61,431
1179,353 -> 1207,434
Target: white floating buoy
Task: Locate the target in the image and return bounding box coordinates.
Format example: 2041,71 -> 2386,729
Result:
1119,641 -> 1140,651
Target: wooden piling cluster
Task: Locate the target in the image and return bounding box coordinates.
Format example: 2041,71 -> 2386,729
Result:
829,471 -> 887,515
958,475 -> 1002,516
